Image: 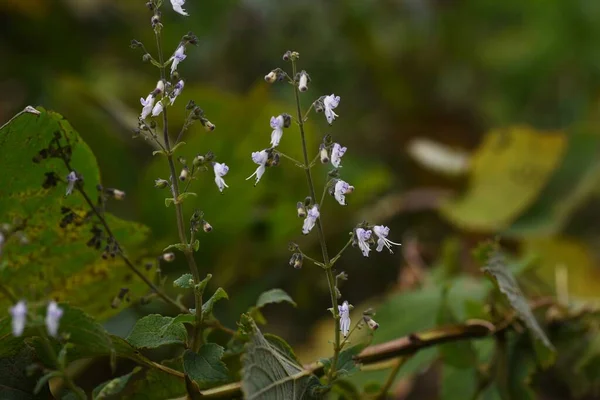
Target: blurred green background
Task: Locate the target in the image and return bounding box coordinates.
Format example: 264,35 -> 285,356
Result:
4,0 -> 600,398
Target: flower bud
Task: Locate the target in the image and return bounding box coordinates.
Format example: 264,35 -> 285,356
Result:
289,253 -> 303,269
264,71 -> 278,83
130,39 -> 142,49
155,178 -> 169,189
363,316 -> 379,331
282,113 -> 292,128
155,80 -> 165,94
162,252 -> 175,262
288,241 -> 299,251
193,155 -> 205,167
298,71 -> 310,92
282,50 -> 292,61
202,220 -> 212,232
151,14 -> 160,27
202,119 -> 215,132
304,196 -> 312,207
179,167 -> 189,181
142,53 -> 152,63
113,189 -> 126,200
297,202 -> 306,218
319,144 -> 329,164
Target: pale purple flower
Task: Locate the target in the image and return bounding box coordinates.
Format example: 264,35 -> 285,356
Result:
66,171 -> 78,196
213,162 -> 229,193
171,45 -> 187,75
170,0 -> 189,16
373,225 -> 402,253
331,143 -> 347,168
151,101 -> 164,117
338,301 -> 350,337
45,301 -> 63,337
9,301 -> 27,337
140,94 -> 155,120
302,205 -> 320,235
356,228 -> 372,257
270,115 -> 285,147
170,80 -> 185,105
323,94 -> 340,124
246,150 -> 269,185
333,180 -> 354,206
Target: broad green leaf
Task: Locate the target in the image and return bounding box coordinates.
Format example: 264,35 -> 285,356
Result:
0,107 -> 152,320
321,345 -> 362,379
440,365 -> 477,400
202,287 -> 229,318
264,333 -> 302,365
507,337 -> 537,400
482,251 -> 555,359
123,358 -> 186,400
331,379 -> 361,400
173,273 -> 194,289
440,126 -> 566,231
241,319 -> 320,400
0,345 -> 53,400
505,128 -> 600,236
92,367 -> 141,399
56,304 -> 115,356
183,344 -> 230,390
127,315 -> 187,349
256,288 -> 297,308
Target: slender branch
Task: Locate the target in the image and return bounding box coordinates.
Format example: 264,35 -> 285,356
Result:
55,139 -> 187,314
374,356 -> 409,400
290,58 -> 340,382
154,28 -> 204,352
275,150 -> 304,168
330,238 -> 353,266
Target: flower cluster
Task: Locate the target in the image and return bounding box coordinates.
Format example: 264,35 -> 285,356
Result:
354,225 -> 401,257
9,300 -> 64,337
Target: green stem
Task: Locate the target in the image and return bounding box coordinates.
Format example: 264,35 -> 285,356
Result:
330,238 -> 353,266
374,357 -> 408,400
39,330 -> 86,400
154,28 -> 204,352
275,151 -> 304,168
291,59 -> 340,383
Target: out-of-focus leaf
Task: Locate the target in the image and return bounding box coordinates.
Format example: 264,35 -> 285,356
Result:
507,337 -> 537,400
241,319 -> 320,400
256,288 -> 297,308
126,315 -> 187,349
440,365 -> 477,400
523,237 -> 600,301
183,344 -> 230,390
437,289 -> 478,369
202,287 -> 229,319
0,107 -> 152,321
482,251 -> 555,363
173,273 -> 194,289
0,345 -> 53,400
320,345 -> 362,379
93,367 -> 141,399
331,379 -> 361,400
55,303 -> 114,357
123,358 -> 185,400
440,126 -> 566,231
505,128 -> 600,236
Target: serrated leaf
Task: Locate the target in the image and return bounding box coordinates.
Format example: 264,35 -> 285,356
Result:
202,288 -> 228,318
123,359 -> 185,400
256,288 -> 297,309
164,243 -> 188,252
196,274 -> 212,296
183,345 -> 230,390
0,107 -> 152,321
242,319 -> 320,400
92,367 -> 141,399
0,345 -> 53,400
174,273 -> 194,289
482,251 -> 555,358
127,315 -> 187,349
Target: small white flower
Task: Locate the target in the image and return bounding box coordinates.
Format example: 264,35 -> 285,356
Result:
170,80 -> 185,105
331,143 -> 347,168
9,301 -> 27,337
151,101 -> 164,117
356,228 -> 372,257
170,0 -> 189,16
298,71 -> 309,92
373,225 -> 402,253
140,94 -> 155,120
213,162 -> 229,193
45,301 -> 63,337
338,301 -> 351,338
246,150 -> 269,186
302,205 -> 320,235
333,180 -> 354,206
319,144 -> 329,164
270,115 -> 285,147
171,45 -> 187,75
66,171 -> 78,196
323,94 -> 340,125
264,71 -> 277,83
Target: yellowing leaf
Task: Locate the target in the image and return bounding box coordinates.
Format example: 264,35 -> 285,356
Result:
440,126 -> 566,231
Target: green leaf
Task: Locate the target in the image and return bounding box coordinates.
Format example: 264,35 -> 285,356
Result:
241,319 -> 320,400
165,197 -> 175,207
256,288 -> 297,308
127,315 -> 187,349
191,239 -> 200,252
183,345 -> 230,390
173,273 -> 195,289
123,359 -> 186,400
0,107 -> 152,321
482,251 -> 555,359
164,243 -> 189,252
93,367 -> 141,399
0,345 -> 53,400
202,288 -> 229,318
507,337 -> 537,400
152,149 -> 167,156
169,141 -> 186,154
35,371 -> 63,395
440,365 -> 477,400
56,304 -> 114,359
176,192 -> 197,203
